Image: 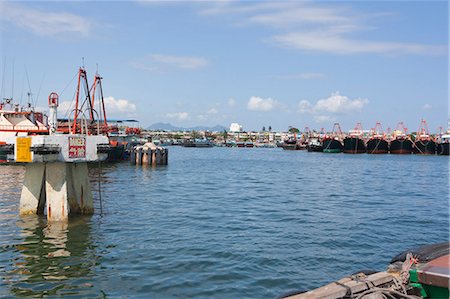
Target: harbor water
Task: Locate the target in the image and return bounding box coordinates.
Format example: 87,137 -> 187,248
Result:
0,147 -> 448,298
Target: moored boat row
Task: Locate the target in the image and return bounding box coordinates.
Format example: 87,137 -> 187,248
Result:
301,120 -> 449,155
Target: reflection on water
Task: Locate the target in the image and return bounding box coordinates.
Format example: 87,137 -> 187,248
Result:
4,215 -> 101,297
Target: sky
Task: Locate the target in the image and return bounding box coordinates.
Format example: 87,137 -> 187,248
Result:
0,1 -> 448,132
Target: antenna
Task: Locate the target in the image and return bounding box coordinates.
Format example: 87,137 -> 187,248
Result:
34,73 -> 46,108
11,59 -> 14,100
1,58 -> 5,100
82,57 -> 85,68
25,66 -> 33,107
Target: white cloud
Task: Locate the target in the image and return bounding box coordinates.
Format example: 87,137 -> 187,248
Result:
52,96 -> 136,118
166,112 -> 189,121
273,31 -> 446,55
103,97 -> 137,116
132,54 -> 209,71
57,101 -> 74,117
298,92 -> 369,123
314,92 -> 368,114
207,108 -> 218,114
197,2 -> 446,56
228,97 -> 236,107
298,100 -> 313,113
423,104 -> 432,109
247,96 -> 278,111
314,115 -> 335,123
0,2 -> 92,37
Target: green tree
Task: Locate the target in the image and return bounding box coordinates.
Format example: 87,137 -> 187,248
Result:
222,129 -> 228,142
268,125 -> 272,132
288,126 -> 299,133
262,126 -> 266,132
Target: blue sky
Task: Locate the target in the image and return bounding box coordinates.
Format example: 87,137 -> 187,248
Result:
0,1 -> 448,132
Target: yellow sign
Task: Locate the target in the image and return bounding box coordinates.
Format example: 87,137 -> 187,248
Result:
16,137 -> 32,162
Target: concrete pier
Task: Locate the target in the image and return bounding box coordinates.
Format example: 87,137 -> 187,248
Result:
9,134 -> 109,222
130,142 -> 168,166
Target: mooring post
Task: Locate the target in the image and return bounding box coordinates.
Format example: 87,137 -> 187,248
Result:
136,148 -> 143,165
142,149 -> 149,165
13,134 -> 109,222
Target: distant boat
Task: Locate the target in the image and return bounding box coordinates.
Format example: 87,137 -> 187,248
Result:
437,133 -> 449,155
366,122 -> 388,154
282,138 -> 298,150
437,121 -> 450,156
307,137 -> 323,152
343,123 -> 366,154
367,137 -> 389,154
182,139 -> 213,148
236,141 -> 245,148
245,141 -> 254,148
390,122 -> 413,154
322,123 -> 343,153
413,120 -> 436,155
0,97 -> 49,162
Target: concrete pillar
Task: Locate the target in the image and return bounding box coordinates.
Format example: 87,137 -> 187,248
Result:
136,149 -> 142,165
142,149 -> 149,165
130,149 -> 136,164
20,162 -> 94,222
156,150 -> 162,165
20,163 -> 46,215
69,163 -> 93,214
45,162 -> 70,222
151,150 -> 156,167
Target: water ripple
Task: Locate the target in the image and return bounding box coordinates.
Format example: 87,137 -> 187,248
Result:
0,148 -> 448,298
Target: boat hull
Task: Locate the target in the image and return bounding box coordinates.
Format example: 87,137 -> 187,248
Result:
307,145 -> 323,152
389,138 -> 413,154
106,144 -> 126,162
366,138 -> 389,154
414,139 -> 436,155
437,142 -> 449,155
322,138 -> 343,153
343,137 -> 366,154
282,143 -> 298,150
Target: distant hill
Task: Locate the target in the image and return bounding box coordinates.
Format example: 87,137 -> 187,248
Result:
147,122 -> 227,132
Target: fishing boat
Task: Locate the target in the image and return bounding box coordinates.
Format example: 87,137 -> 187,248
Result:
306,137 -> 323,152
413,120 -> 436,155
0,97 -> 49,162
282,137 -> 298,150
322,123 -> 343,153
436,121 -> 450,156
279,242 -> 450,299
366,122 -> 389,154
182,138 -> 213,147
390,122 -> 413,154
343,122 -> 366,154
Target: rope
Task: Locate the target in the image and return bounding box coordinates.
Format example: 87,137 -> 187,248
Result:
98,161 -> 103,216
400,252 -> 418,285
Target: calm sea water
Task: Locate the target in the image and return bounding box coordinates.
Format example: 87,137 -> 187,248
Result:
0,147 -> 448,298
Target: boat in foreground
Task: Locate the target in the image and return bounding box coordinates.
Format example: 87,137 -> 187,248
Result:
280,242 -> 449,299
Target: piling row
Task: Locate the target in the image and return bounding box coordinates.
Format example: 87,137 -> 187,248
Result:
130,144 -> 168,166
